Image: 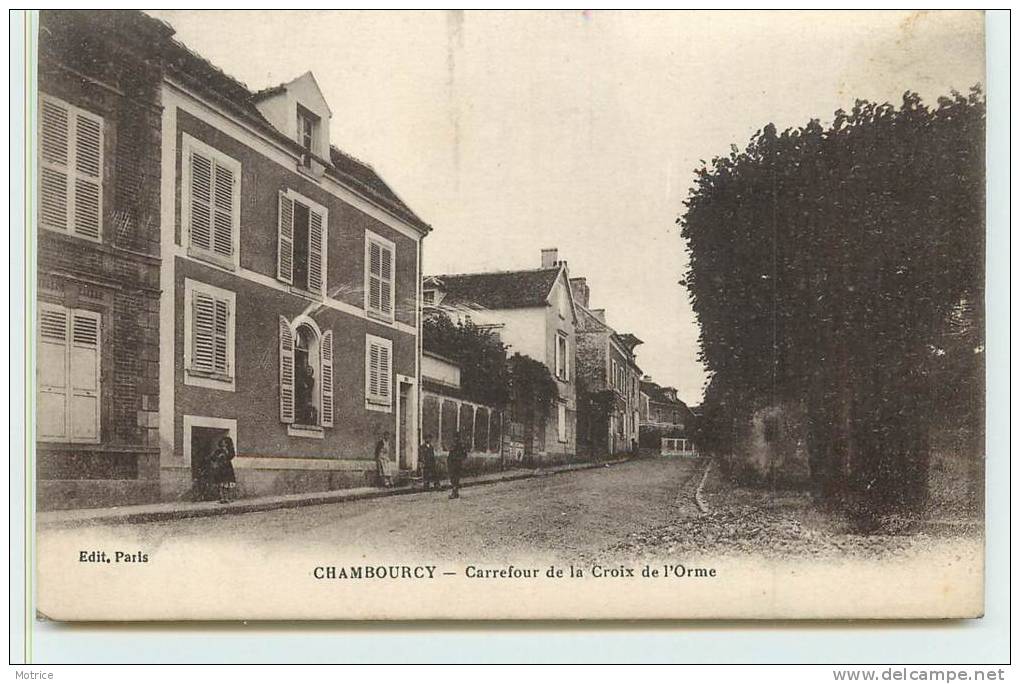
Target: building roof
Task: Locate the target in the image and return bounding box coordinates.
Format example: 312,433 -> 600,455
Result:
427,267 -> 563,311
125,11 -> 431,234
640,379 -> 688,409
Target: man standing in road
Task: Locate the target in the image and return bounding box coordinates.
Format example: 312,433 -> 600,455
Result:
420,433 -> 440,491
447,431 -> 468,500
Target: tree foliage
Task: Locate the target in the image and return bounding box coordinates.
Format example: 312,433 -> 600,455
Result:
507,353 -> 559,423
681,89 -> 985,511
423,314 -> 509,407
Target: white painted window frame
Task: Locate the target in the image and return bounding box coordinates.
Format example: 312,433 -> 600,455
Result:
181,133 -> 242,271
184,278 -> 236,392
555,331 -> 569,382
364,229 -> 396,321
365,333 -> 393,412
278,187 -> 329,298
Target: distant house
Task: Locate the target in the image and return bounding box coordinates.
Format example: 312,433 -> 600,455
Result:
425,248 -> 579,463
639,378 -> 697,455
571,277 -> 643,456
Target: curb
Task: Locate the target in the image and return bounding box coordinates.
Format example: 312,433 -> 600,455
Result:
39,457 -> 632,528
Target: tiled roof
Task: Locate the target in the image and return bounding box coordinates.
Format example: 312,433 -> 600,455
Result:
131,11 -> 431,234
428,267 -> 561,311
640,380 -> 687,408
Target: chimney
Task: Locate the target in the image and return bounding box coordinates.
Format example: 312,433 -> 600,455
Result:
591,308 -> 606,323
541,248 -> 558,268
569,277 -> 590,309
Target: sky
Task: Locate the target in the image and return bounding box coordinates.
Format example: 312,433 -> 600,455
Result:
148,10 -> 984,405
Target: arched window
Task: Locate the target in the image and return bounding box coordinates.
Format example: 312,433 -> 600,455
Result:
294,323 -> 320,427
280,315 -> 334,430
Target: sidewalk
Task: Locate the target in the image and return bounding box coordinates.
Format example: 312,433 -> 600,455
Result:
38,457 -> 631,528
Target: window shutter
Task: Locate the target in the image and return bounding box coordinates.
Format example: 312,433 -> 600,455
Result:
213,298 -> 230,375
39,98 -> 70,233
279,317 -> 295,424
38,305 -> 69,440
212,160 -> 234,257
368,241 -> 382,312
72,113 -> 102,240
69,310 -> 101,441
378,343 -> 391,402
276,191 -> 294,284
307,207 -> 324,295
191,291 -> 216,374
189,150 -> 213,252
320,330 -> 334,428
380,244 -> 393,315
368,342 -> 380,399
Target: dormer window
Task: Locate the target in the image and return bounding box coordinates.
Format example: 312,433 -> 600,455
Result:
297,106 -> 318,167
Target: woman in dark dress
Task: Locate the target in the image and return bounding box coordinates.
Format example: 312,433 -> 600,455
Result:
211,436 -> 237,504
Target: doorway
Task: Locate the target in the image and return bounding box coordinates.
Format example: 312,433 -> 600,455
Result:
191,425 -> 228,501
395,375 -> 417,471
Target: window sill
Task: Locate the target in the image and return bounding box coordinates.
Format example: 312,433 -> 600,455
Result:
288,424 -> 325,439
289,285 -> 324,301
187,247 -> 237,272
365,400 -> 393,414
366,308 -> 395,324
40,224 -> 102,245
185,369 -> 235,392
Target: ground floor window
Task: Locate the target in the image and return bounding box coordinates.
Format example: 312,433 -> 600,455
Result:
38,302 -> 101,442
279,316 -> 334,429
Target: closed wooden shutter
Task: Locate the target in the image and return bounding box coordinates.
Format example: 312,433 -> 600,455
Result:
40,98 -> 70,233
366,337 -> 392,405
277,191 -> 294,284
320,330 -> 334,427
307,207 -> 325,295
38,305 -> 70,440
39,96 -> 103,241
189,150 -> 214,252
279,317 -> 295,423
189,146 -> 235,260
38,304 -> 100,443
368,342 -> 381,399
69,310 -> 101,441
212,160 -> 234,257
191,289 -> 229,375
73,113 -> 103,240
380,244 -> 393,314
367,239 -> 394,316
368,241 -> 382,312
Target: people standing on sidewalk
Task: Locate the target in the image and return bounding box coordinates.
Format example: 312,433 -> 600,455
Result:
211,436 -> 237,504
375,431 -> 395,488
447,431 -> 468,499
420,434 -> 440,491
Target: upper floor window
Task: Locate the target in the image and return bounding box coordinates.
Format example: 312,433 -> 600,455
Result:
184,279 -> 235,392
277,189 -> 327,297
39,94 -> 103,242
297,106 -> 319,167
38,303 -> 101,443
365,231 -> 395,320
555,332 -> 569,381
182,134 -> 240,270
423,289 -> 436,305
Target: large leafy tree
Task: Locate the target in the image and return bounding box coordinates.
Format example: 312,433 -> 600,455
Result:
423,314 -> 510,407
681,89 -> 984,511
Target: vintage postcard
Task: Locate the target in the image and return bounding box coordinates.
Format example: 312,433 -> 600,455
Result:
31,10 -> 986,620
